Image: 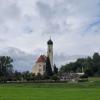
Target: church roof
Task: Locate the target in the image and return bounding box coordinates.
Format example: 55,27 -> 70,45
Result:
36,55 -> 47,63
47,39 -> 53,45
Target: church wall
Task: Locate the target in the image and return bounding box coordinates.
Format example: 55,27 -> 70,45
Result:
32,62 -> 46,75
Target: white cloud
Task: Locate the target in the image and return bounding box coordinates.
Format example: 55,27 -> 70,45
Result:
0,0 -> 100,71
0,47 -> 36,72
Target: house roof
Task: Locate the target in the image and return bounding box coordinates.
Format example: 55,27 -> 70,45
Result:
36,55 -> 47,63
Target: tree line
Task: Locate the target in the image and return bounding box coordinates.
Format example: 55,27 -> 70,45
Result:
0,56 -> 59,82
60,53 -> 100,77
0,53 -> 100,82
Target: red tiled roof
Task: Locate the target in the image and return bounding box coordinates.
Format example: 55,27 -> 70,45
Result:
36,55 -> 47,63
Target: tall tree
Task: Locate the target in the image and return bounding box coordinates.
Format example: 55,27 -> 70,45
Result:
0,56 -> 13,77
22,71 -> 31,81
93,53 -> 100,63
14,71 -> 22,81
45,57 -> 53,76
53,64 -> 58,74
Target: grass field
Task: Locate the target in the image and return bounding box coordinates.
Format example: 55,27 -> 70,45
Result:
0,80 -> 100,100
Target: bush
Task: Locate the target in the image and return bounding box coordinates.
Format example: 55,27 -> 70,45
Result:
80,74 -> 88,78
51,74 -> 60,82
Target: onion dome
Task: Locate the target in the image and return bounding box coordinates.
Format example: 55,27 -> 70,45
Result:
47,39 -> 53,45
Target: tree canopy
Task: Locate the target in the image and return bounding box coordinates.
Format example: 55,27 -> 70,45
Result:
45,56 -> 53,77
0,56 -> 13,81
60,53 -> 100,77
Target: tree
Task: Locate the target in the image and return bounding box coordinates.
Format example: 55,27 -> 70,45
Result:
92,53 -> 100,76
14,71 -> 22,81
51,74 -> 59,82
45,57 -> 53,77
93,53 -> 100,63
0,56 -> 13,80
59,53 -> 100,77
30,73 -> 36,81
35,73 -> 43,80
53,64 -> 58,74
22,71 -> 31,81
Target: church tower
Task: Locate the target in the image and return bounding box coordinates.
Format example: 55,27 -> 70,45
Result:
47,38 -> 53,71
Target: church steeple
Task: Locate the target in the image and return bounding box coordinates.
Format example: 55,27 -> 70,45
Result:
47,38 -> 53,71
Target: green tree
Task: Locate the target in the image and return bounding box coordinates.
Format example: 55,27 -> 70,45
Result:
0,56 -> 13,81
53,64 -> 58,74
93,53 -> 100,63
30,73 -> 36,81
14,71 -> 22,81
59,53 -> 100,77
92,53 -> 100,76
35,73 -> 43,80
51,74 -> 59,82
45,57 -> 53,77
22,71 -> 31,81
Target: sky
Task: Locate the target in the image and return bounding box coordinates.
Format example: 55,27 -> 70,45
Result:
0,0 -> 100,71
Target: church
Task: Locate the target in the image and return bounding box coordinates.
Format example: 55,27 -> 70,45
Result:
32,39 -> 53,75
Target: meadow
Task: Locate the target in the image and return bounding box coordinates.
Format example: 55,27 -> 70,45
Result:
0,79 -> 100,100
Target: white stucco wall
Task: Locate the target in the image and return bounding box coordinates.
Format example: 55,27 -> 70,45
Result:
47,44 -> 53,71
32,62 -> 46,75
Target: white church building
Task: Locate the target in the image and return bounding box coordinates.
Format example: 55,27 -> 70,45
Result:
32,39 -> 53,75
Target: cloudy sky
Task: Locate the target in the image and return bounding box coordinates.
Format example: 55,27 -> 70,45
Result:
0,0 -> 100,71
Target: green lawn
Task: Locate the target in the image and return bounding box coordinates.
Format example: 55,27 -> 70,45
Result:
0,82 -> 100,100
